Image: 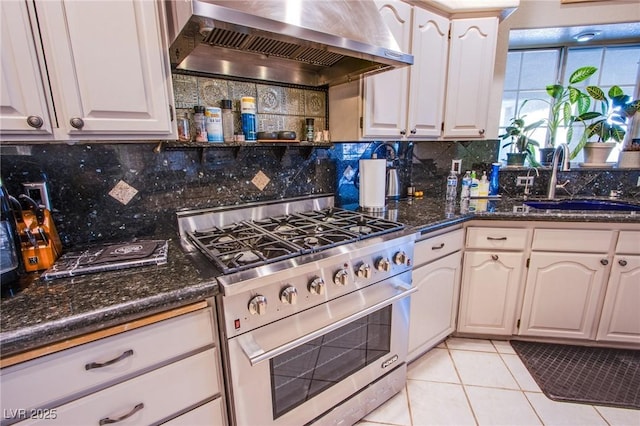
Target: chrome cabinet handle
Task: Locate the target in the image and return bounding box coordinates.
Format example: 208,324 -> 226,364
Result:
99,403 -> 144,425
70,117 -> 85,129
85,349 -> 134,370
619,259 -> 628,267
432,243 -> 445,250
487,236 -> 507,241
491,254 -> 499,261
27,115 -> 43,128
600,259 -> 609,266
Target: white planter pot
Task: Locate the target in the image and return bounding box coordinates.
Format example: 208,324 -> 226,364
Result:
617,151 -> 640,169
582,142 -> 616,165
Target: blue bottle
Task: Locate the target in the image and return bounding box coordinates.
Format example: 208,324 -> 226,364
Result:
240,96 -> 257,141
489,162 -> 500,196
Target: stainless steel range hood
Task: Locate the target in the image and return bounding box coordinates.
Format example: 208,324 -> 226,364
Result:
165,0 -> 413,87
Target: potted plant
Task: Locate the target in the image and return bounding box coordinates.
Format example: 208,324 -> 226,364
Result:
499,114 -> 543,166
570,72 -> 640,164
538,66 -> 597,165
618,141 -> 640,168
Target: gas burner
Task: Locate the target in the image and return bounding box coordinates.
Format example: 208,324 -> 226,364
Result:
304,236 -> 319,245
223,250 -> 261,264
349,225 -> 373,235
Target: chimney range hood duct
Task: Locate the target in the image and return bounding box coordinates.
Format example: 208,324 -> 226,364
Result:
165,0 -> 413,87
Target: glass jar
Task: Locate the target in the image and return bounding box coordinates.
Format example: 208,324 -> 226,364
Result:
221,99 -> 234,142
193,106 -> 207,142
177,112 -> 190,142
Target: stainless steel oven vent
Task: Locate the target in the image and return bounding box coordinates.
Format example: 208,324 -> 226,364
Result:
165,0 -> 413,87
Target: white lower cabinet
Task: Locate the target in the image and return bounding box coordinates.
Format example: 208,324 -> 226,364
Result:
596,231 -> 640,344
1,304 -> 226,426
458,251 -> 524,335
408,229 -> 463,362
518,252 -> 610,340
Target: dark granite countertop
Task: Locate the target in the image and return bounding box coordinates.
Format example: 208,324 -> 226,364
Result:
0,239 -> 218,358
1,195 -> 639,359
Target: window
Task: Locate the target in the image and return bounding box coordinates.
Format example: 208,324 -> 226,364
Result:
499,45 -> 640,164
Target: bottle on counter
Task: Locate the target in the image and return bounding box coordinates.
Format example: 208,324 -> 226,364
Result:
305,118 -> 315,142
205,107 -> 223,142
193,106 -> 207,142
489,163 -> 501,196
221,99 -> 234,142
469,171 -> 480,198
445,169 -> 458,201
460,171 -> 472,201
479,171 -> 489,197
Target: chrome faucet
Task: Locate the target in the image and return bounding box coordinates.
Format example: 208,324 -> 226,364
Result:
547,143 -> 570,199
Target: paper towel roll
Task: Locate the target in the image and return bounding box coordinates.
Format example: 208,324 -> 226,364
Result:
359,159 -> 386,211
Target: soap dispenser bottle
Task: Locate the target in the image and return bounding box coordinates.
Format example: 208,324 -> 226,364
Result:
479,172 -> 489,196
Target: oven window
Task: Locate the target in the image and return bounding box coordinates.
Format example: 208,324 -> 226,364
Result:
270,305 -> 392,419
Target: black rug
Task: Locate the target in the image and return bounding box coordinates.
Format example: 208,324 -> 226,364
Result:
511,341 -> 640,410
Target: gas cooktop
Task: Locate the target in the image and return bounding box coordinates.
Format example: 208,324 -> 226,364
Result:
185,207 -> 404,274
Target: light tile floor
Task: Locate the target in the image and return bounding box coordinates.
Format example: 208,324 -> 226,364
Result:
357,337 -> 640,426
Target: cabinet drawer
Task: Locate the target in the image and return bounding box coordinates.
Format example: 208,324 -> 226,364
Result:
532,229 -> 614,253
1,308 -> 215,415
163,398 -> 226,426
616,231 -> 640,254
19,348 -> 220,426
414,229 -> 464,266
465,227 -> 528,250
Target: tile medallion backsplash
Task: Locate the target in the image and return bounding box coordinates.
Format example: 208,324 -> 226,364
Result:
172,73 -> 327,141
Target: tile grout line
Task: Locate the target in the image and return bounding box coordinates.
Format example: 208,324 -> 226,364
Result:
445,339 -> 480,426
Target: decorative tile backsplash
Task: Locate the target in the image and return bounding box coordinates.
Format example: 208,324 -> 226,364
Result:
172,73 -> 327,141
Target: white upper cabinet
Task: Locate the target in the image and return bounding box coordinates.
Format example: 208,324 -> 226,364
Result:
362,0 -> 413,138
1,0 -> 176,142
329,3 -> 499,141
443,17 -> 498,139
0,1 -> 53,138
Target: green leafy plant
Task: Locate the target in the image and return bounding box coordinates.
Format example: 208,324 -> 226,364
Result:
499,113 -> 544,166
571,84 -> 640,157
543,66 -> 597,149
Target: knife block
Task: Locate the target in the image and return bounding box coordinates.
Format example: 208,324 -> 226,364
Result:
17,209 -> 62,272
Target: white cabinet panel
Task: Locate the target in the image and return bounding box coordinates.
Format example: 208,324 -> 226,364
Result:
596,255 -> 640,345
414,228 -> 464,266
443,17 -> 498,138
408,250 -> 461,362
519,253 -> 609,340
0,1 -> 53,138
458,251 -> 524,335
163,398 -> 226,426
532,229 -> 613,253
616,231 -> 640,254
465,227 -> 529,250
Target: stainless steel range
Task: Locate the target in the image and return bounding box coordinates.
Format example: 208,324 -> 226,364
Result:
177,195 -> 416,426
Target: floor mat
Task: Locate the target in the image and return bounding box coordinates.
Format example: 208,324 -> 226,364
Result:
511,340 -> 640,410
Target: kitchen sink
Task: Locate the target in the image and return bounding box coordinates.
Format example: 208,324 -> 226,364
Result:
524,199 -> 640,212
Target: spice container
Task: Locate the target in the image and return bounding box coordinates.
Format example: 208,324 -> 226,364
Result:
221,99 -> 234,142
193,106 -> 207,142
305,118 -> 315,142
177,112 -> 190,142
205,107 -> 223,142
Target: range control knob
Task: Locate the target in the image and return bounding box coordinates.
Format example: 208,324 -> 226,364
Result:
356,263 -> 372,279
376,257 -> 391,272
308,277 -> 326,295
280,286 -> 298,305
334,269 -> 349,286
393,251 -> 408,265
248,295 -> 267,315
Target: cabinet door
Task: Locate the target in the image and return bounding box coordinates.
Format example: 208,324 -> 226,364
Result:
362,0 -> 412,138
443,17 -> 498,139
457,251 -> 524,335
596,255 -> 640,344
34,0 -> 175,139
519,252 -> 609,340
0,1 -> 53,139
408,251 -> 461,362
407,7 -> 449,139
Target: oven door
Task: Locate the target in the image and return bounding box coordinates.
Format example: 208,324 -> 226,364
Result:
226,271 -> 414,426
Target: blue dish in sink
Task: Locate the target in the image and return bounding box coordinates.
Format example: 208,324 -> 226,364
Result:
524,199 -> 640,212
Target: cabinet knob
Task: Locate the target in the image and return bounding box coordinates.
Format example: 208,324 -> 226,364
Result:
618,259 -> 627,267
400,129 -> 406,136
491,254 -> 499,261
410,128 -> 417,134
478,128 -> 485,135
600,259 -> 609,266
70,117 -> 85,129
26,115 -> 44,129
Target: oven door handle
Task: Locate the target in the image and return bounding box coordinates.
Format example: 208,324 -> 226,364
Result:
237,284 -> 417,366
